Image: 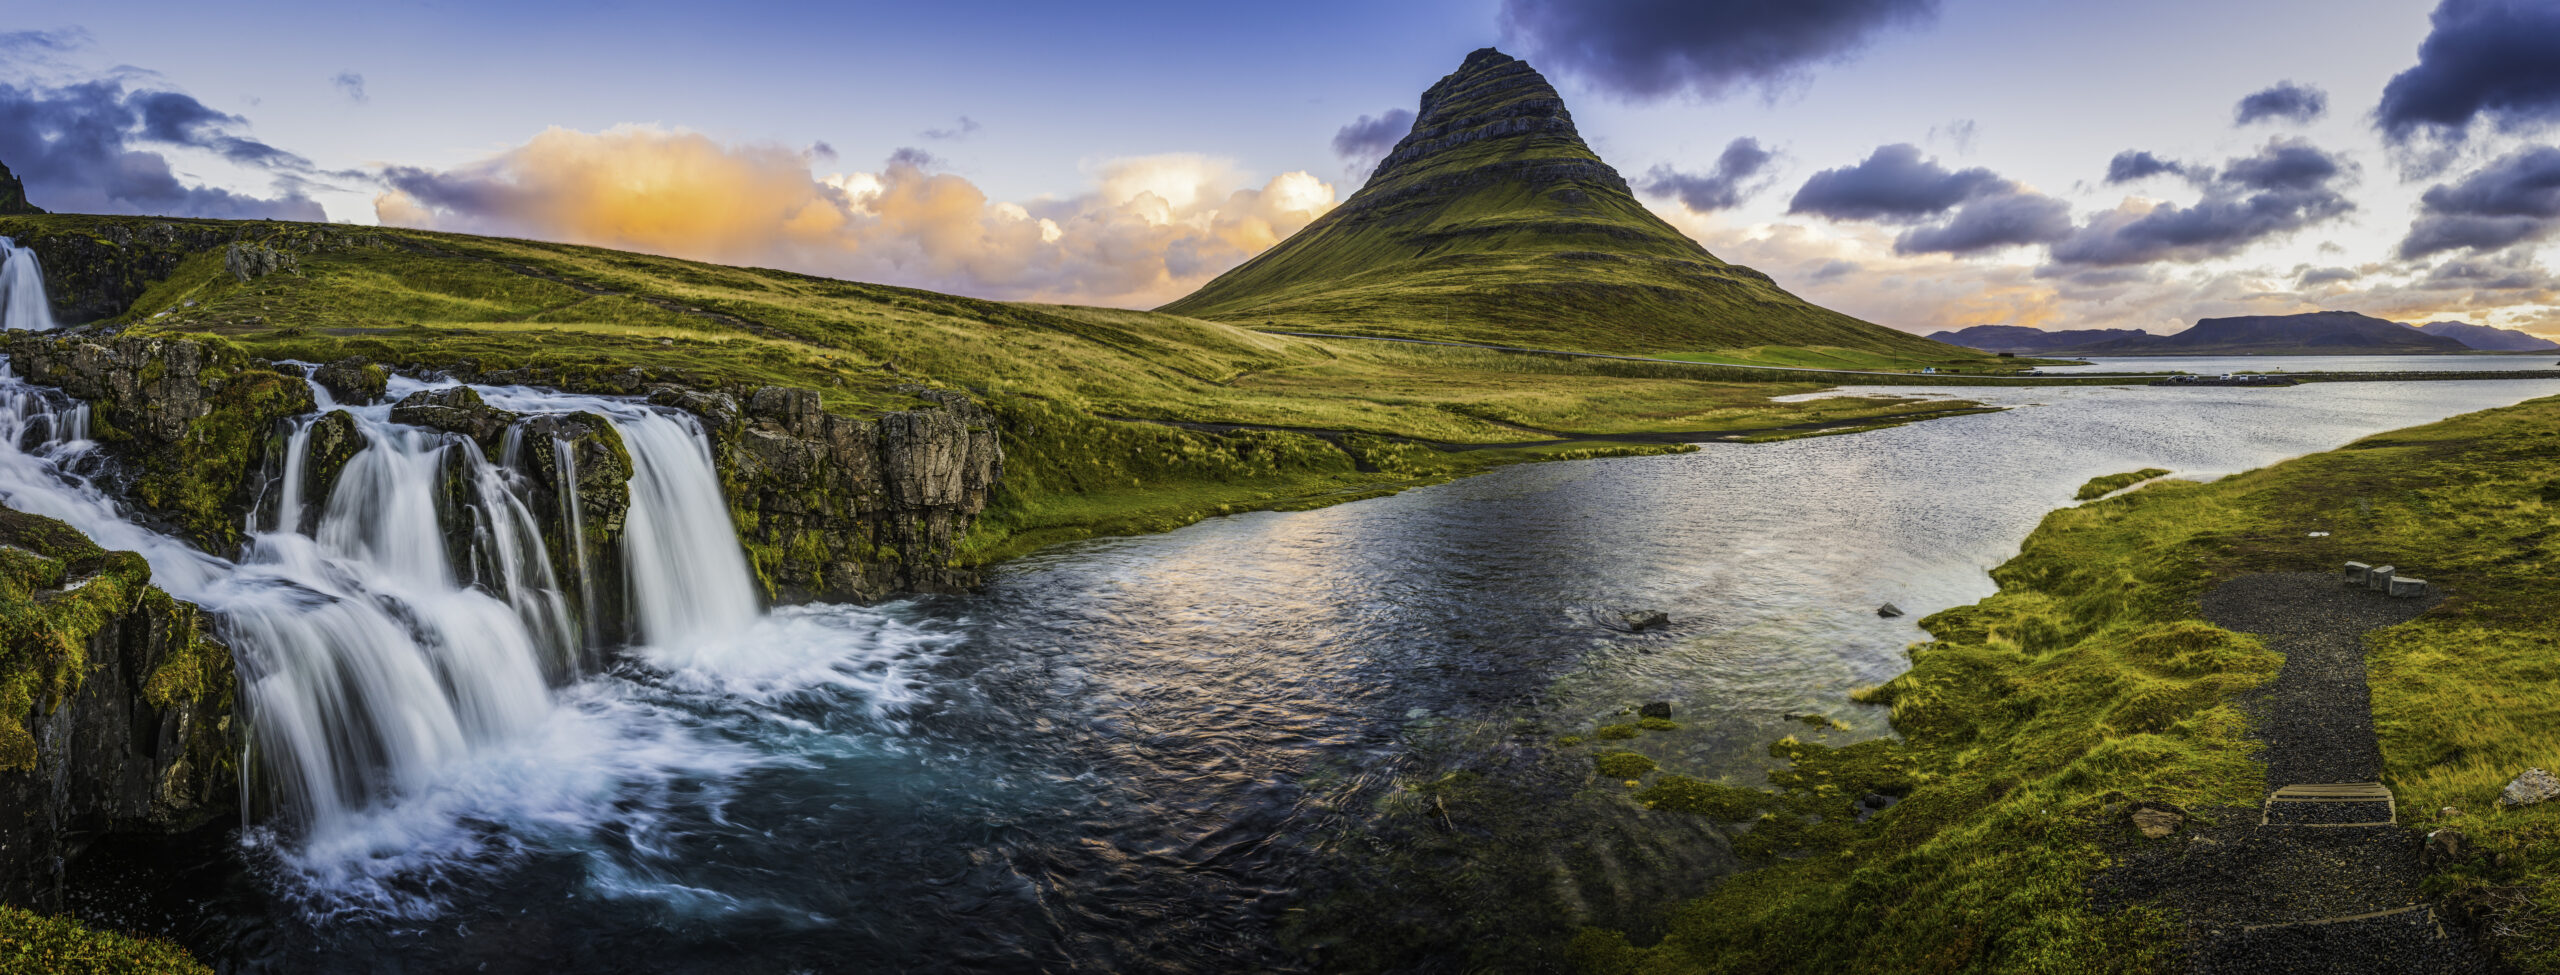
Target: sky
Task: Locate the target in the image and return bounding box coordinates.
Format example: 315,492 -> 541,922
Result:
3,0 -> 2557,336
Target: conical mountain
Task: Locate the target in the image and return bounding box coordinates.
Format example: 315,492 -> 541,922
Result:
1161,49 -> 1958,359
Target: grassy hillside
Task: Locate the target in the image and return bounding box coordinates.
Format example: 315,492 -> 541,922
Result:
0,213 -> 1988,562
1564,395 -> 2560,973
1159,49 -> 1978,365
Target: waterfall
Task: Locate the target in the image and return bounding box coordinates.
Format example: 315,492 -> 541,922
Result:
0,357 -> 768,855
610,411 -> 761,647
0,238 -> 56,332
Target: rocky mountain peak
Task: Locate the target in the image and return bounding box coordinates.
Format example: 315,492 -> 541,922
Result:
0,159 -> 43,216
1365,47 -> 1613,191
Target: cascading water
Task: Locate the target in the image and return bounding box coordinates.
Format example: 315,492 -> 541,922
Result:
0,331 -> 833,909
0,237 -> 56,332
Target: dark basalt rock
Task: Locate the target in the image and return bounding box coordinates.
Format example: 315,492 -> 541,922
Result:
0,507 -> 236,909
0,159 -> 39,216
655,383 -> 1003,604
390,385 -> 520,450
295,409 -> 366,531
311,357 -> 388,405
2,332 -> 314,554
516,411 -> 635,650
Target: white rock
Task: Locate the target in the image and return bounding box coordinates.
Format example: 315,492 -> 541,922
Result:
2498,767 -> 2560,808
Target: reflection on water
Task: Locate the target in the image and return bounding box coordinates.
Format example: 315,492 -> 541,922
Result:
157,379 -> 2560,972
2031,353 -> 2560,374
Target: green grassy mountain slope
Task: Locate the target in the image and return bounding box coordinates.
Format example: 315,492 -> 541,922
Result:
1159,48 -> 1965,361
0,213 -> 1992,561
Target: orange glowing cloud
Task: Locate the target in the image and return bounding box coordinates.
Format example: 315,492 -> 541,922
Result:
374,125 -> 1337,307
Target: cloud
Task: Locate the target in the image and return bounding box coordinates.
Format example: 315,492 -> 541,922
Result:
1893,190 -> 2073,256
1787,143 -> 2001,221
2049,138 -> 2355,266
1784,143 -> 2067,256
1497,0 -> 1939,102
2376,0 -> 2560,146
922,116 -> 980,140
373,125 -> 1337,307
332,71 -> 367,104
0,76 -> 324,219
2298,265 -> 2360,286
1641,137 -> 1778,212
1330,108 -> 1413,179
2396,145 -> 2560,259
2234,81 -> 2327,125
2104,150 -> 2187,184
0,28 -> 87,55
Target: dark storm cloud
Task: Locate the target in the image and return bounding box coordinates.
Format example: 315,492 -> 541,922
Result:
2376,0 -> 2560,145
1498,0 -> 1939,101
1642,137 -> 1777,212
2397,145 -> 2560,259
1330,108 -> 1414,177
0,77 -> 324,219
1893,190 -> 2073,256
1788,143 -> 2001,221
922,116 -> 981,140
332,71 -> 367,104
2104,150 -> 2187,184
1787,143 -> 2068,256
2051,140 -> 2355,267
2234,81 -> 2327,126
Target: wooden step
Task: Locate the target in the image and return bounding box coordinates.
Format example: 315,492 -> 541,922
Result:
2262,782 -> 2395,826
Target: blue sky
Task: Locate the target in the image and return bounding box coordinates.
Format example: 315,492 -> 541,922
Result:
5,0 -> 2555,335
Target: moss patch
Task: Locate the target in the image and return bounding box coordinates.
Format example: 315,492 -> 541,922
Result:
0,907 -> 209,974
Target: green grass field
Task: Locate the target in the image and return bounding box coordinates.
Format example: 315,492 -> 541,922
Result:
1562,397 -> 2560,973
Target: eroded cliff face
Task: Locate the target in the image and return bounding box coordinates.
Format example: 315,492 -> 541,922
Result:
0,219 -> 373,326
652,384 -> 1003,604
0,507 -> 235,910
3,332 -> 314,555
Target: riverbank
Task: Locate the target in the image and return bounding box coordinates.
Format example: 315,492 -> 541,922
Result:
1570,392 -> 2560,973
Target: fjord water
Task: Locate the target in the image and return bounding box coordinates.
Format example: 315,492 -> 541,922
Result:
10,356 -> 2560,970
2034,353 -> 2560,374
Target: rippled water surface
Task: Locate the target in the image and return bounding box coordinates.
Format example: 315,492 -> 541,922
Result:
107,379 -> 2560,972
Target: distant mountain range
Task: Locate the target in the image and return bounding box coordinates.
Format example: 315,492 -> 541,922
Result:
1928,312 -> 2559,356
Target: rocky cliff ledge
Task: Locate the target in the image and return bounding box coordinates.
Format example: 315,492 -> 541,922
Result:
3,333 -> 314,555
652,384 -> 1003,604
0,507 -> 236,909
0,218 -> 373,326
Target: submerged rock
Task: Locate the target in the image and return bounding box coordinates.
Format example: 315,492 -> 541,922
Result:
1624,611 -> 1670,632
2498,768 -> 2560,808
1638,701 -> 1673,720
1877,602 -> 1905,618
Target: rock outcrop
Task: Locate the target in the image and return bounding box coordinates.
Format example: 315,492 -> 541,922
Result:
310,357 -> 388,405
2,332 -> 314,554
0,218 -> 375,325
654,383 -> 1003,603
0,160 -> 39,216
0,507 -> 235,909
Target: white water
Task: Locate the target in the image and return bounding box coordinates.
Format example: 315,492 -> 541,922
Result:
0,342 -> 914,912
0,238 -> 56,331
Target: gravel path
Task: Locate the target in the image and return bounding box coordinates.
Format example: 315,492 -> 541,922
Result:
2093,572 -> 2505,973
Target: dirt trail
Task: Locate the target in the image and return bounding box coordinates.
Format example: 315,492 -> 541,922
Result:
2097,572 -> 2503,973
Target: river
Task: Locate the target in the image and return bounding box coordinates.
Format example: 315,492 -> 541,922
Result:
17,367 -> 2560,972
